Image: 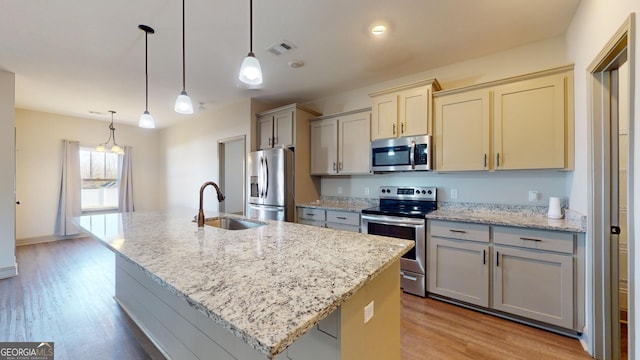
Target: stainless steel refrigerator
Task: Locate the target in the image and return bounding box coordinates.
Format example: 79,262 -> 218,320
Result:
247,148 -> 295,222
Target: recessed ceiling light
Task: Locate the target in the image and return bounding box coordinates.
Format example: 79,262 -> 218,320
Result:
288,60 -> 304,68
371,25 -> 386,36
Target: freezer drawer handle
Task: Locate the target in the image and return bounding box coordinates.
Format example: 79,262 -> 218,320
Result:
402,273 -> 417,281
519,237 -> 543,242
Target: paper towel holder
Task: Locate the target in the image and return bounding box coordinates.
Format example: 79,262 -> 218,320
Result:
548,197 -> 563,219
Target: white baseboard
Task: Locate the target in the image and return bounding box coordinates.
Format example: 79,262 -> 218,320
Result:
579,326 -> 590,354
0,262 -> 17,279
16,233 -> 88,246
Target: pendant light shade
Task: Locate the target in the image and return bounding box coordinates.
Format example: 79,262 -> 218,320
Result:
139,24 -> 156,128
239,0 -> 262,86
174,0 -> 194,114
96,111 -> 125,155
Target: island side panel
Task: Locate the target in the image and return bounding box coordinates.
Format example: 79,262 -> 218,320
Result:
341,260 -> 401,360
114,254 -> 280,360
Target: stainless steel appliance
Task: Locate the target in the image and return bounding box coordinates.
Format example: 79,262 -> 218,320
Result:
248,148 -> 294,222
370,135 -> 432,172
361,186 -> 436,297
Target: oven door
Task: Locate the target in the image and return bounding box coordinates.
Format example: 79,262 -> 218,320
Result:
360,214 -> 425,274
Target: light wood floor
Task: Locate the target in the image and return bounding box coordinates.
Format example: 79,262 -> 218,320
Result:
0,238 -> 604,359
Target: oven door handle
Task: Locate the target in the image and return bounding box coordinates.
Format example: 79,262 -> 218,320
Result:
361,215 -> 425,226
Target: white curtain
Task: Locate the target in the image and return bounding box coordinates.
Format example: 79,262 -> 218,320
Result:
54,140 -> 81,236
118,145 -> 135,212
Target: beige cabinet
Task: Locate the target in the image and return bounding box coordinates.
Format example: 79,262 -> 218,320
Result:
493,73 -> 567,170
257,109 -> 294,149
433,89 -> 490,171
369,79 -> 440,141
297,207 -> 360,233
427,219 -> 583,331
310,109 -> 371,175
432,66 -> 574,171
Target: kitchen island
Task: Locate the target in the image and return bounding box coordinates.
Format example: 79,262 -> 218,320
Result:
75,211 -> 412,360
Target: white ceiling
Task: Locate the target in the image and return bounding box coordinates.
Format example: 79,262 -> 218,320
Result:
0,0 -> 581,128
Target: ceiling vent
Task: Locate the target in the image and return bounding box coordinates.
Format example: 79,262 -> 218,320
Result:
267,41 -> 296,55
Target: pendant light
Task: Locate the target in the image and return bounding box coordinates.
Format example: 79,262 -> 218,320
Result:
174,0 -> 194,114
238,0 -> 262,86
96,111 -> 125,155
139,24 -> 156,128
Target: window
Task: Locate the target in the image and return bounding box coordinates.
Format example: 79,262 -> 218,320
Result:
80,147 -> 120,211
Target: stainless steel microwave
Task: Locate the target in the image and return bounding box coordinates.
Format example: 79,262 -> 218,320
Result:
370,135 -> 431,172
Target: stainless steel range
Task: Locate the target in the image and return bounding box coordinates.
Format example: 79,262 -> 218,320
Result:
361,186 -> 436,297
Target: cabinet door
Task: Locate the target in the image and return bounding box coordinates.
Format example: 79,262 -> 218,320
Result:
433,90 -> 490,171
399,86 -> 429,137
273,110 -> 294,147
257,116 -> 274,150
339,112 -> 371,175
371,93 -> 398,140
493,73 -> 566,169
310,119 -> 338,175
492,246 -> 573,329
428,237 -> 489,307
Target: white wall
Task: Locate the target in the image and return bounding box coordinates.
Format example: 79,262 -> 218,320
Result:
162,98 -> 254,213
565,0 -> 640,356
0,70 -> 16,278
14,109 -> 166,240
305,36 -> 571,205
222,138 -> 245,214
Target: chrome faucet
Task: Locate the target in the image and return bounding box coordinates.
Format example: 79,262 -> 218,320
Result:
198,181 -> 225,227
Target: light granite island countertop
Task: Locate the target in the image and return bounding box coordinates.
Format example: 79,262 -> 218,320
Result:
75,211 -> 412,360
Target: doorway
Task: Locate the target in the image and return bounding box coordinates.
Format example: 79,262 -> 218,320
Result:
587,14 -> 634,360
218,135 -> 246,215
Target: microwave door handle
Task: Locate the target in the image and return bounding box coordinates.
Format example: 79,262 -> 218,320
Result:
410,141 -> 416,169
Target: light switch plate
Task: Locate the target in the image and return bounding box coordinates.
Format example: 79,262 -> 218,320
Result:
364,301 -> 374,324
450,189 -> 458,199
338,186 -> 343,195
364,187 -> 370,196
528,190 -> 539,202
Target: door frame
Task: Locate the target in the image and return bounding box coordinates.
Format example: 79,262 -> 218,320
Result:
587,13 -> 635,359
217,135 -> 246,215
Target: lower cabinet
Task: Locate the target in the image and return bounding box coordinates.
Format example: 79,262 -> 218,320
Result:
427,220 -> 583,331
297,207 -> 360,233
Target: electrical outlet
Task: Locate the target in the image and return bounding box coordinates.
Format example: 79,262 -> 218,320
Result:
528,190 -> 539,202
450,189 -> 458,199
364,301 -> 374,324
364,187 -> 370,196
338,186 -> 343,195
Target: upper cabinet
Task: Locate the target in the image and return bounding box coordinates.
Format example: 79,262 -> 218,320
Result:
256,104 -> 320,150
369,79 -> 441,141
433,66 -> 574,171
310,109 -> 371,175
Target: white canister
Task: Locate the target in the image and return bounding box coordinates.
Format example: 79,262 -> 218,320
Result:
548,197 -> 563,219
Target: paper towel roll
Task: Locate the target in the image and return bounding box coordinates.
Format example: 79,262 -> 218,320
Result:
548,197 -> 563,219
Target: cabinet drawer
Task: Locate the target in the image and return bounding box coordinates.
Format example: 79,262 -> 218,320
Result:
298,219 -> 325,228
493,226 -> 574,254
326,210 -> 359,226
326,223 -> 360,233
430,220 -> 490,243
297,208 -> 326,221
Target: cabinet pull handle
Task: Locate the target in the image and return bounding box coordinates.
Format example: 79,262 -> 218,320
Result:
392,123 -> 396,135
496,153 -> 500,167
401,122 -> 405,134
449,229 -> 467,234
305,213 -> 315,217
496,251 -> 500,267
483,249 -> 486,265
520,237 -> 543,242
274,136 -> 278,144
484,153 -> 487,168
333,162 -> 337,171
336,216 -> 347,220
338,162 -> 343,171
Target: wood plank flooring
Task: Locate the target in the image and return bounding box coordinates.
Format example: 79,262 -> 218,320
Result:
0,237 -> 602,359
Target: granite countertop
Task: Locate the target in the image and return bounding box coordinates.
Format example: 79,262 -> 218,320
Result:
75,211 -> 412,359
426,207 -> 586,233
296,200 -> 373,212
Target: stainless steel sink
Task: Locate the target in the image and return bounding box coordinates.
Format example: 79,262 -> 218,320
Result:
200,217 -> 266,230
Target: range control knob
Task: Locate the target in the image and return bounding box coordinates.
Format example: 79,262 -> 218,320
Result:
427,189 -> 433,195
422,190 -> 427,194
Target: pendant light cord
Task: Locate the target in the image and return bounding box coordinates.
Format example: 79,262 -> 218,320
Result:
249,0 -> 253,54
182,0 -> 186,91
145,31 -> 149,112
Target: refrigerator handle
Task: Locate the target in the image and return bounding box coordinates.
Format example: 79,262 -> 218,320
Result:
264,157 -> 269,198
259,156 -> 264,197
